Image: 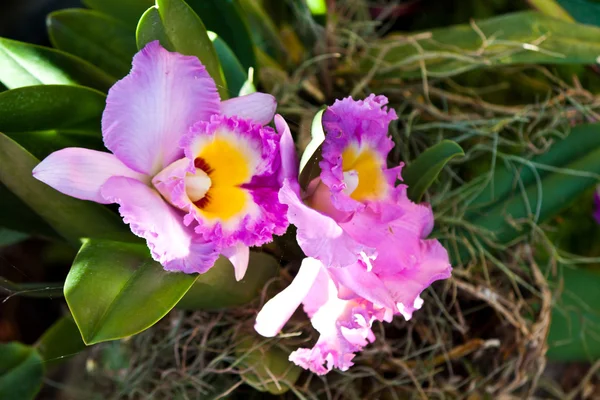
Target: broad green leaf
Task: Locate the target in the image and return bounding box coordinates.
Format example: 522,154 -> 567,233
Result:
136,7 -> 174,51
186,0 -> 256,71
298,108 -> 325,190
403,140 -> 464,202
209,32 -> 247,98
470,146 -> 600,244
0,132 -> 131,245
65,240 -> 198,344
0,342 -> 44,400
1,276 -> 63,299
234,334 -> 302,395
238,0 -> 287,62
36,316 -> 87,368
47,9 -> 137,79
0,228 -> 28,247
455,124 -> 600,260
146,0 -> 227,98
0,85 -> 105,159
469,123 -> 600,210
557,0 -> 600,26
368,11 -> 600,79
547,266 -> 600,360
529,0 -> 574,21
83,0 -> 154,27
0,37 -> 114,92
176,252 -> 279,310
0,183 -> 59,239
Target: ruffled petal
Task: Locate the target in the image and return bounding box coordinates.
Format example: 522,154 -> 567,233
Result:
279,179 -> 374,268
255,257 -> 323,337
220,92 -> 276,125
380,239 -> 451,320
222,243 -> 249,281
33,148 -> 147,204
289,267 -> 387,375
320,94 -> 398,212
100,176 -> 220,274
172,115 -> 287,248
102,41 -> 220,176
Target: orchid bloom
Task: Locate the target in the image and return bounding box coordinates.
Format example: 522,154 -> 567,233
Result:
33,41 -> 288,278
255,94 -> 452,374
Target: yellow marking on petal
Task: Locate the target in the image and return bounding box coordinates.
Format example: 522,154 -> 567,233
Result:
198,135 -> 252,187
341,145 -> 387,201
200,187 -> 249,221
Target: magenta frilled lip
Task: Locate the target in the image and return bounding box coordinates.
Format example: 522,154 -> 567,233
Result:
255,95 -> 452,375
32,41 -> 289,278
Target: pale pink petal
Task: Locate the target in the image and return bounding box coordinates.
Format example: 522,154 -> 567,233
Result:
279,179 -> 374,268
289,271 -> 387,375
100,176 -> 220,274
275,114 -> 298,182
254,257 -> 323,338
220,92 -> 276,125
222,243 -> 250,281
102,41 -> 220,176
328,261 -> 396,311
32,148 -> 147,204
381,239 -> 451,320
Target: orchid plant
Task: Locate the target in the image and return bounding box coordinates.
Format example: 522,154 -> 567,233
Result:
5,0 -> 600,398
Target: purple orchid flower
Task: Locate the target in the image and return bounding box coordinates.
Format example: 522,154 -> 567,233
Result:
255,94 -> 452,374
33,41 -> 288,279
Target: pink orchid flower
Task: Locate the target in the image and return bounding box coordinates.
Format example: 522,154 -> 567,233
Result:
255,94 -> 452,374
33,41 -> 288,278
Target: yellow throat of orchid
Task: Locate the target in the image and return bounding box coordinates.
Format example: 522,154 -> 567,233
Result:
341,145 -> 387,202
186,134 -> 254,222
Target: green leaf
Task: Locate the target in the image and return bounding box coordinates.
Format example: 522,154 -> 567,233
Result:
47,9 -> 138,79
0,342 -> 44,400
136,7 -> 174,51
0,37 -> 114,92
369,11 -> 600,79
469,123 -> 600,210
0,183 -> 59,239
83,0 -> 154,27
0,228 -> 28,247
402,140 -> 464,202
238,0 -> 287,62
137,0 -> 227,98
298,108 -> 325,190
0,85 -> 105,159
176,252 -> 279,310
36,316 -> 87,368
557,0 -> 600,26
234,334 -> 302,395
209,32 -> 247,97
529,0 -> 574,21
455,123 -> 600,261
547,266 -> 600,360
65,239 -> 197,345
186,0 -> 256,71
0,132 -> 131,245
